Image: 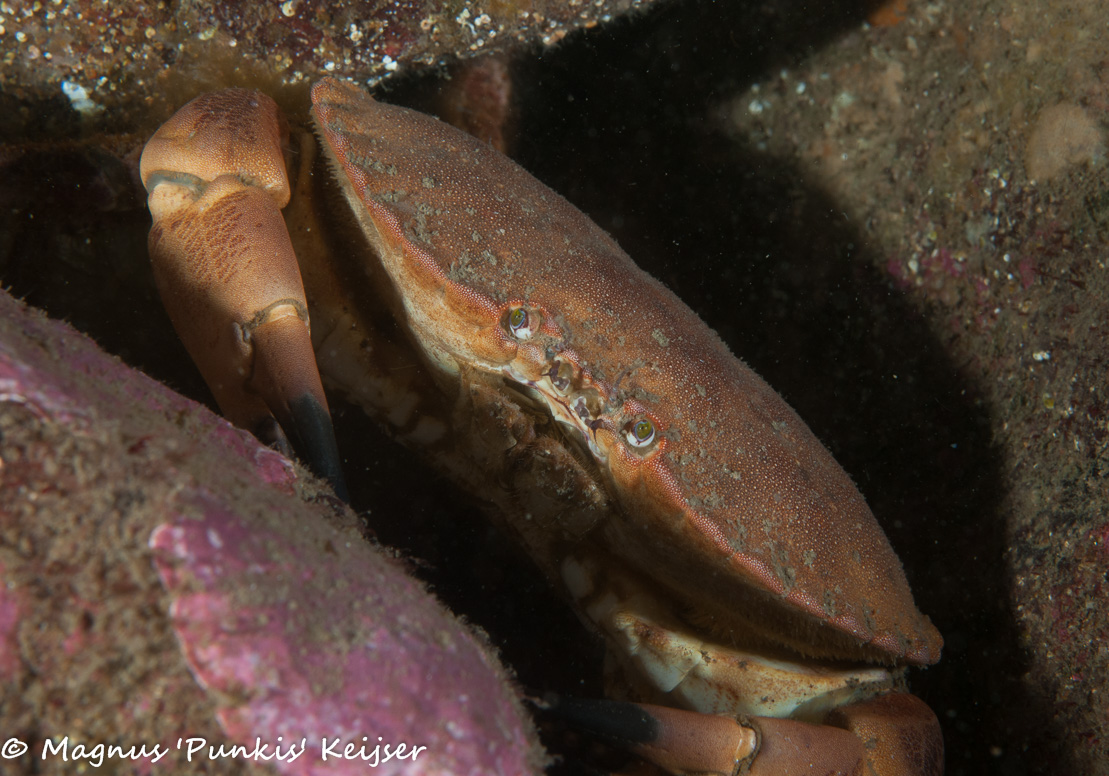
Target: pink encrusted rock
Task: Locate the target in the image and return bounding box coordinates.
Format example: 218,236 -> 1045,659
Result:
0,290 -> 543,775
150,492 -> 537,776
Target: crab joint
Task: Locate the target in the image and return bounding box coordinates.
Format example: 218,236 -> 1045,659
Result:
140,89 -> 347,500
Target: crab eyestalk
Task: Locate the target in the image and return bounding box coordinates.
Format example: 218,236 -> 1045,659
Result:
140,89 -> 348,501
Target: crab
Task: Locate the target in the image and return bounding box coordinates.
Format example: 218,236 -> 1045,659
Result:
139,77 -> 944,775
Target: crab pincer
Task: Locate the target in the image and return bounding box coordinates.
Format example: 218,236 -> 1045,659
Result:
551,691 -> 941,775
139,90 -> 347,500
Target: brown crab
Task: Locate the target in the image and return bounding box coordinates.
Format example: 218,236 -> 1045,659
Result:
139,77 -> 944,775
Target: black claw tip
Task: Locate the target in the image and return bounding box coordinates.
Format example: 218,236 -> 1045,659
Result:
286,393 -> 349,502
545,695 -> 661,746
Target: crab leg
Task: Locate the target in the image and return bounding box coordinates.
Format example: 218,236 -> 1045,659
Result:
140,90 -> 347,500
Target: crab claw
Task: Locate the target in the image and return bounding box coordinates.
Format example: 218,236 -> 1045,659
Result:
140,89 -> 348,501
553,695 -> 940,776
548,696 -> 758,775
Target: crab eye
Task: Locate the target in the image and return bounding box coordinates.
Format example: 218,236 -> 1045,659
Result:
624,417 -> 657,449
506,306 -> 537,340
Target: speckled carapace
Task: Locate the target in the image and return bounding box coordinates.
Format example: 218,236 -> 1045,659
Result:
311,78 -> 941,667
